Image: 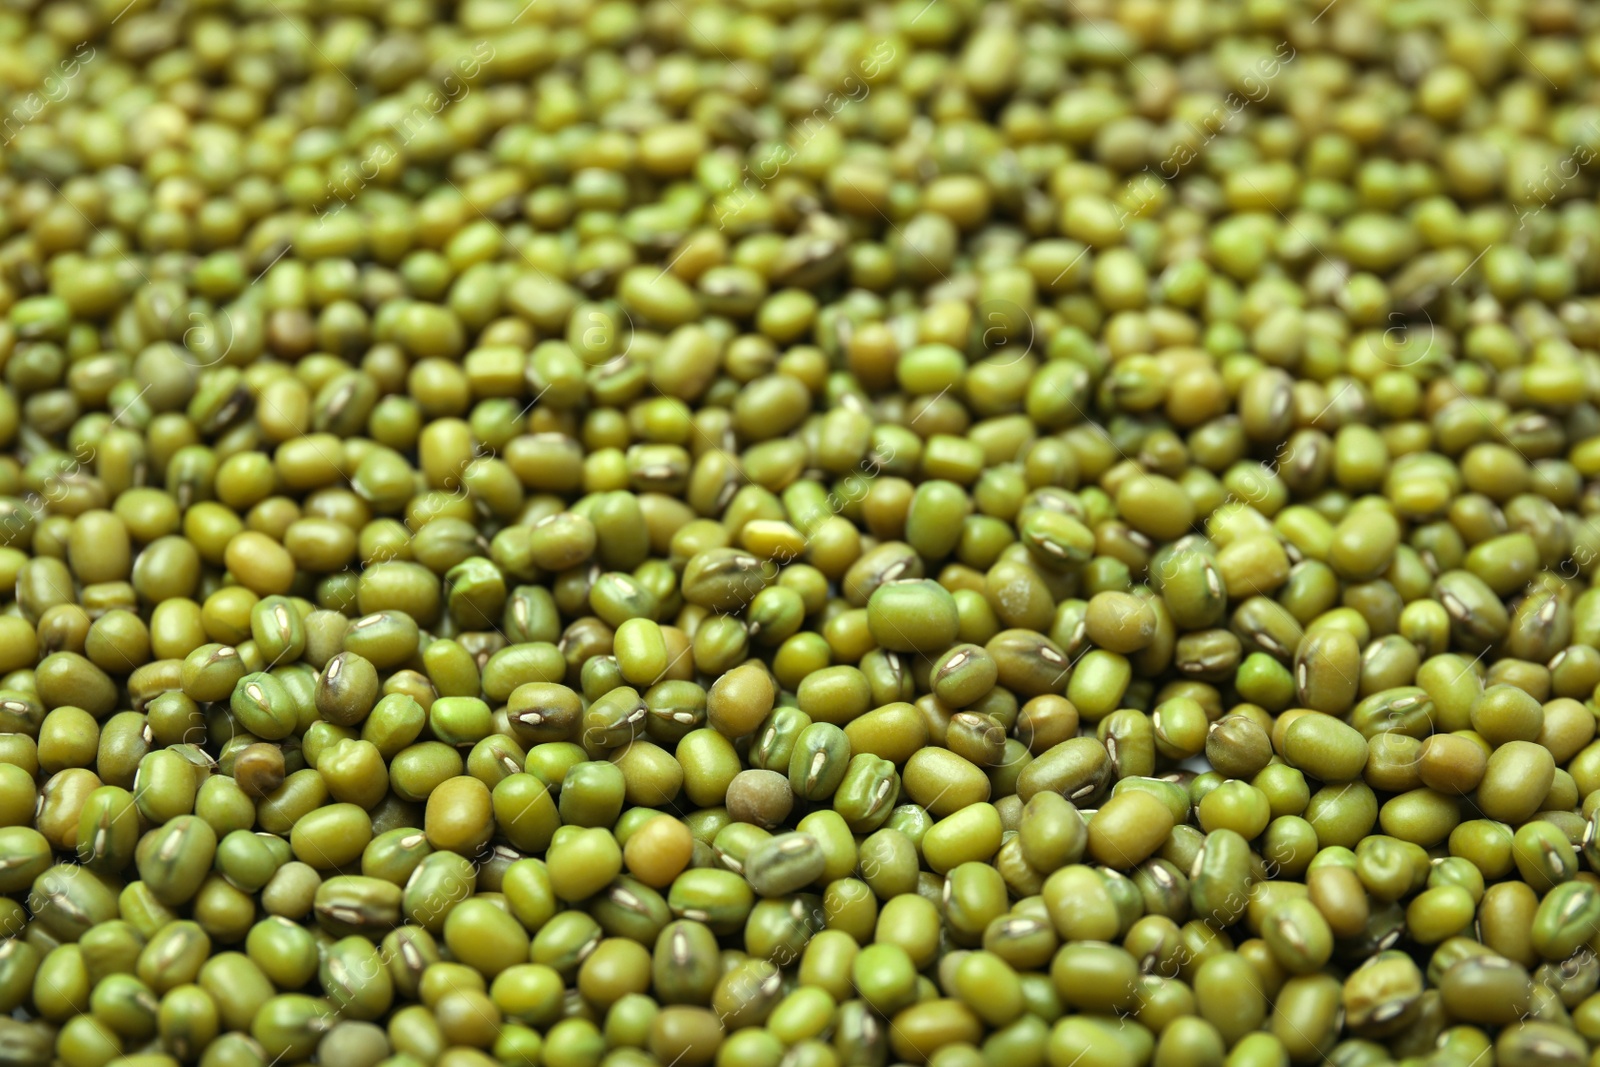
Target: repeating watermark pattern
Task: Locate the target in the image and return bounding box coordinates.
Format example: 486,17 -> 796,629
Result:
976,297 -> 1039,368
1365,305 -> 1438,369
15,6 -> 1600,1063
0,381 -> 152,545
1116,43 -> 1299,223
0,43 -> 95,145
714,43 -> 895,230
1154,45 -> 1297,181
1459,940 -> 1600,1067
1559,538 -> 1600,580
1514,123 -> 1600,233
314,43 -> 496,224
177,302 -> 243,370
1052,854 -> 1297,1067
1048,44 -> 1296,289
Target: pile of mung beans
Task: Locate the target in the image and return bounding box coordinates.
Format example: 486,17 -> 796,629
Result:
5,1 -> 1600,1066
